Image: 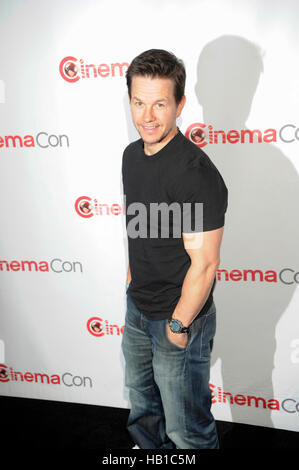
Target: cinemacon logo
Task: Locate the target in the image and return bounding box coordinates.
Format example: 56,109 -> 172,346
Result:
185,122 -> 299,147
0,259 -> 82,273
0,132 -> 69,149
87,317 -> 124,337
59,56 -> 129,83
75,196 -> 125,218
0,364 -> 92,388
217,268 -> 299,285
210,383 -> 299,414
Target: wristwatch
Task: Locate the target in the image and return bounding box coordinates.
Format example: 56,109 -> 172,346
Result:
168,318 -> 190,334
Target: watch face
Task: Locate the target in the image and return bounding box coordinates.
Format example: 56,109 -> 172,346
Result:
170,319 -> 181,333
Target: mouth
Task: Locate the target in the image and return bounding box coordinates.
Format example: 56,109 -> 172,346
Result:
141,125 -> 159,133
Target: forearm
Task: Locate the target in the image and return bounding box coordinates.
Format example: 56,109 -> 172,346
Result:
126,265 -> 132,285
172,263 -> 218,327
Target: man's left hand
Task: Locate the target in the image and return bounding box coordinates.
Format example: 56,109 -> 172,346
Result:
166,323 -> 188,349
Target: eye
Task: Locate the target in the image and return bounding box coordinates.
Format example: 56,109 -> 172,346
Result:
156,102 -> 165,108
134,101 -> 143,107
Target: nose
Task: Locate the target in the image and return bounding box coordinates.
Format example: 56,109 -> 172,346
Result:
143,105 -> 155,122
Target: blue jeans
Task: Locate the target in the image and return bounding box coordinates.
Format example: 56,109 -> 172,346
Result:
121,291 -> 219,449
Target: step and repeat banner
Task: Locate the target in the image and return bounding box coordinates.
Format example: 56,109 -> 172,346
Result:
1,0 -> 299,433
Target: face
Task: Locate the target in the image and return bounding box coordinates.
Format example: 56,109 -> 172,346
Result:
129,75 -> 186,155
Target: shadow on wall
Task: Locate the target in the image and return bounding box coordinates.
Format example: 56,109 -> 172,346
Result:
194,35 -> 299,427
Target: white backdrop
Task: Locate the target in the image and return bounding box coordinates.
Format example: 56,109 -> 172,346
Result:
1,0 -> 299,432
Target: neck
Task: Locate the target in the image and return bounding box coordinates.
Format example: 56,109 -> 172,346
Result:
144,127 -> 179,156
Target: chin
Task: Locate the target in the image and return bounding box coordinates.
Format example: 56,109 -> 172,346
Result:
141,130 -> 169,144
138,133 -> 160,144
141,136 -> 161,145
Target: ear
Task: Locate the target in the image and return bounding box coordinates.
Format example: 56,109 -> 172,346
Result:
176,95 -> 186,118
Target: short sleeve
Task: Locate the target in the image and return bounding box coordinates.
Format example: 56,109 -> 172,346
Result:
170,165 -> 228,232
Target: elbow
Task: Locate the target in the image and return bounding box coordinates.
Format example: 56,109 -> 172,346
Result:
213,257 -> 221,271
191,257 -> 220,276
206,259 -> 220,277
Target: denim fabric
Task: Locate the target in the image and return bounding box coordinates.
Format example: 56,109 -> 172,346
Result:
121,291 -> 219,449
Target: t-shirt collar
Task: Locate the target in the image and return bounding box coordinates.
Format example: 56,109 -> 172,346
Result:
140,127 -> 183,159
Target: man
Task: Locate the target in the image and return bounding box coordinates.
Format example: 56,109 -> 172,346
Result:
121,49 -> 228,449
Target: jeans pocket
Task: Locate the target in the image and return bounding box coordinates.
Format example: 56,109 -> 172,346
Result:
164,320 -> 190,351
189,306 -> 216,358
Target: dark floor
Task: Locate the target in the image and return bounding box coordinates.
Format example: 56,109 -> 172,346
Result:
1,395 -> 298,449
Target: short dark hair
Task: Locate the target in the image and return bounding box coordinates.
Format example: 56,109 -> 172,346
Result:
126,49 -> 186,105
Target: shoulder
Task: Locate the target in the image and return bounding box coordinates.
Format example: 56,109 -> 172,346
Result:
122,138 -> 143,174
169,132 -> 228,200
172,132 -> 224,183
123,138 -> 142,158
178,132 -> 219,172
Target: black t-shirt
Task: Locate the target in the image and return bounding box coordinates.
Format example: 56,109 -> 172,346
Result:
122,128 -> 228,321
